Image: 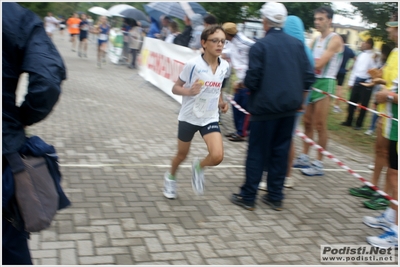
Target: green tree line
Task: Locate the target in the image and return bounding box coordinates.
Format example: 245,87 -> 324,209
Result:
17,2 -> 397,42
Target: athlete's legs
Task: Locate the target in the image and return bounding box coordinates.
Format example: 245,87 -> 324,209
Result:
312,96 -> 331,160
371,118 -> 390,194
201,132 -> 224,168
170,140 -> 191,176
302,104 -> 314,155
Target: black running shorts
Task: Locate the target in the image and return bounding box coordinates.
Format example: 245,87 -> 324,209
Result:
178,121 -> 221,142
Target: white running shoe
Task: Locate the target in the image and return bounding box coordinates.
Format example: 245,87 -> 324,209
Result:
363,213 -> 393,231
293,154 -> 311,169
284,177 -> 294,188
364,129 -> 373,136
192,159 -> 204,195
366,228 -> 398,249
163,172 -> 176,199
301,160 -> 324,176
258,181 -> 267,191
368,164 -> 374,170
333,105 -> 342,113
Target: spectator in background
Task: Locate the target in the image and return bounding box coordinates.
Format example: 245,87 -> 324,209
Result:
165,20 -> 180,44
147,17 -> 161,38
3,3 -> 66,264
341,38 -> 378,130
203,13 -> 217,27
189,14 -> 205,50
333,34 -> 356,113
293,6 -> 343,177
174,15 -> 192,47
157,15 -> 171,40
281,15 -> 315,189
222,22 -> 255,142
364,43 -> 394,136
121,19 -> 132,62
128,19 -> 142,69
67,12 -> 81,52
230,2 -> 315,211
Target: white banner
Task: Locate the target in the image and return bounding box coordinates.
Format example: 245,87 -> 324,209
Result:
138,37 -> 199,104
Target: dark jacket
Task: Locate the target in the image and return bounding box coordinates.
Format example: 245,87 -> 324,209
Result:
2,3 -> 66,156
173,25 -> 192,47
147,17 -> 161,38
244,28 -> 315,121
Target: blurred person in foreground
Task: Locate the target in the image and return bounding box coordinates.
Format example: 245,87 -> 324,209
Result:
230,2 -> 315,211
2,3 -> 66,264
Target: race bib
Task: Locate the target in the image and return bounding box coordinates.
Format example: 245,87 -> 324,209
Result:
193,92 -> 219,118
99,34 -> 107,40
72,24 -> 79,28
81,25 -> 89,31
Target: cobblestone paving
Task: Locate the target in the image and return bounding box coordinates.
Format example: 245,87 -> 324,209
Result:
22,32 -> 397,265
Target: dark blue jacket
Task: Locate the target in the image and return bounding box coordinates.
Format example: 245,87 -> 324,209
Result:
2,3 -> 66,156
147,17 -> 161,38
244,28 -> 315,121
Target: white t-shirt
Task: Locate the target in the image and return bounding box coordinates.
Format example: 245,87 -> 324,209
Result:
45,16 -> 59,33
178,55 -> 230,126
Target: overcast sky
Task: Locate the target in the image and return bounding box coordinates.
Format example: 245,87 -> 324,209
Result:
331,1 -> 371,27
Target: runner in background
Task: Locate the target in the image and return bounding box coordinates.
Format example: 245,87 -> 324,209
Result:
67,13 -> 81,52
78,13 -> 89,58
163,25 -> 230,199
44,12 -> 59,39
92,16 -> 110,68
59,16 -> 66,39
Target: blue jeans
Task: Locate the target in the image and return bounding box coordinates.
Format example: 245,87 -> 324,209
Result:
233,88 -> 249,136
2,217 -> 32,265
240,116 -> 295,202
368,112 -> 379,132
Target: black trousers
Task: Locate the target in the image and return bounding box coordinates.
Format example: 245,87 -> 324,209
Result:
130,49 -> 138,68
345,81 -> 373,128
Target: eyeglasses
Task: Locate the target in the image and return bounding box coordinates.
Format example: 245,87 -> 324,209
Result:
207,38 -> 227,45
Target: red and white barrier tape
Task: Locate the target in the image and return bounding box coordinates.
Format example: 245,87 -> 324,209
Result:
225,94 -> 398,206
226,95 -> 250,115
312,87 -> 398,122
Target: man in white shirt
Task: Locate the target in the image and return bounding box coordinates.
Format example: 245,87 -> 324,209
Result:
222,22 -> 255,142
342,38 -> 378,130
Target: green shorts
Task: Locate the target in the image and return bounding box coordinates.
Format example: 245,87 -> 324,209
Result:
309,78 -> 337,103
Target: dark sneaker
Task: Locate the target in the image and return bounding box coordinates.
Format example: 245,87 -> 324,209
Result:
261,195 -> 283,211
363,194 -> 390,210
349,185 -> 376,199
230,193 -> 255,211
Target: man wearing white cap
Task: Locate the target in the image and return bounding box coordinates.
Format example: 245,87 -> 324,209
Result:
293,6 -> 344,176
230,2 -> 315,211
222,22 -> 255,142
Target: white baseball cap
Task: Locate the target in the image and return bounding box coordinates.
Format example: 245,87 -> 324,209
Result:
260,2 -> 287,24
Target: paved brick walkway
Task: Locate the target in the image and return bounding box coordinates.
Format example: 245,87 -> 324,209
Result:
23,31 -> 397,265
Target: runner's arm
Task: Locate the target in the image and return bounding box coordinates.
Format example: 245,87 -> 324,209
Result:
172,78 -> 201,96
315,34 -> 343,70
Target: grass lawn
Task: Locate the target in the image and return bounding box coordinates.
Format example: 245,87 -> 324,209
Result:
324,69 -> 376,157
